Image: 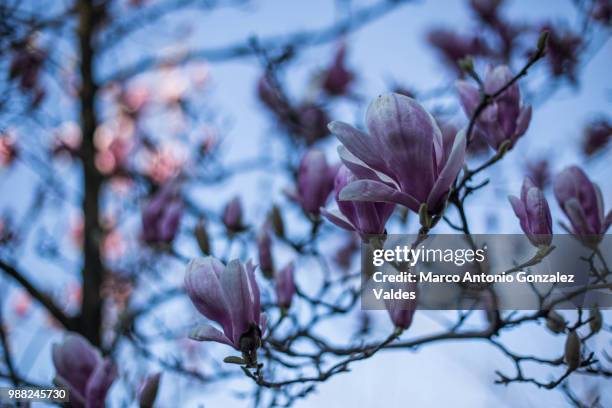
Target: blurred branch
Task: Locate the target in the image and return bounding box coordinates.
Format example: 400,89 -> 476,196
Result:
98,0 -> 250,51
103,0 -> 413,83
0,260 -> 77,331
0,308 -> 18,386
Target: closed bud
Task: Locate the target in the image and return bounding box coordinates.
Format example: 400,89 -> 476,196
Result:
458,57 -> 474,73
564,330 -> 581,370
508,177 -> 553,248
195,219 -> 210,255
139,372 -> 161,408
269,205 -> 284,237
222,196 -> 245,233
545,310 -> 566,334
537,31 -> 549,53
554,166 -> 611,245
418,203 -> 430,229
589,306 -> 602,334
257,226 -> 274,279
223,356 -> 245,365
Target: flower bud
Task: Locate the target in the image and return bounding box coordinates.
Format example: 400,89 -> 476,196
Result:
545,310 -> 566,334
52,333 -> 117,407
553,166 -> 611,246
564,330 -> 581,370
508,177 -> 553,247
195,218 -> 210,255
456,65 -> 532,151
275,262 -> 296,309
141,183 -> 183,246
321,44 -> 354,96
257,226 -> 274,279
139,372 -> 161,408
589,306 -> 602,334
288,149 -> 337,216
222,196 -> 245,233
268,205 -> 285,238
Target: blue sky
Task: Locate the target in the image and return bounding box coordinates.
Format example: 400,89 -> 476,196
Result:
1,0 -> 611,406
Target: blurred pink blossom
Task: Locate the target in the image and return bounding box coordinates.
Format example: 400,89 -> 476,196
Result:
0,132 -> 18,167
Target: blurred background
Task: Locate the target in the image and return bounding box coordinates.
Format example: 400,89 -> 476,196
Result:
0,0 -> 611,406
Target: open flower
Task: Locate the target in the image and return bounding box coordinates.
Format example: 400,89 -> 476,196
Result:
52,333 -> 116,408
456,65 -> 532,151
553,166 -> 611,246
508,177 -> 552,247
321,165 -> 395,238
329,93 -> 466,216
185,257 -> 266,365
141,183 -> 183,245
287,149 -> 338,216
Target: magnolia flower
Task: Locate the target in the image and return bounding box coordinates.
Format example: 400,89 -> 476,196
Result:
52,333 -> 117,408
329,93 -> 466,217
508,177 -> 552,247
141,183 -> 183,245
321,44 -> 354,96
457,65 -> 532,151
553,166 -> 611,246
321,165 -> 395,238
288,150 -> 338,216
275,262 -> 296,309
185,257 -> 266,365
222,196 -> 245,232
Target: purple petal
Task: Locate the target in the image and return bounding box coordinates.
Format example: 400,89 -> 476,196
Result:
221,260 -> 258,345
184,257 -> 233,340
525,187 -> 552,237
328,121 -> 387,174
245,260 -> 261,324
515,105 -> 532,137
456,80 -> 480,117
427,128 -> 466,212
189,324 -> 235,348
521,177 -> 537,203
52,333 -> 101,397
320,207 -> 356,232
339,179 -> 421,212
84,360 -> 116,408
337,146 -> 385,182
365,94 -> 441,201
564,198 -> 592,235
